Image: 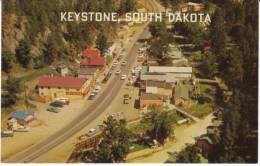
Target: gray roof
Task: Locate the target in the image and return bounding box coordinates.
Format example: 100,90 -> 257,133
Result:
149,66 -> 192,73
141,73 -> 178,83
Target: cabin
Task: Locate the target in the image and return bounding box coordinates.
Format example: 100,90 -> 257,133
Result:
37,76 -> 91,100
10,111 -> 34,126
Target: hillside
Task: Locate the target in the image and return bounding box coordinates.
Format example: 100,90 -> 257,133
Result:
2,0 -> 137,72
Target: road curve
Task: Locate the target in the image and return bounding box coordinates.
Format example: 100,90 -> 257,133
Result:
3,0 -> 163,163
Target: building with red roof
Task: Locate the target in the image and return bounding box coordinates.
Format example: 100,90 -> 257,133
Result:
37,76 -> 91,100
80,48 -> 106,69
83,48 -> 101,58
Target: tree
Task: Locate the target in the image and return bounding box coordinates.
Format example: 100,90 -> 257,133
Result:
210,8 -> 227,71
149,21 -> 167,38
2,49 -> 15,73
176,145 -> 201,163
144,110 -> 176,144
202,51 -> 218,78
118,0 -> 137,15
96,32 -> 108,56
42,35 -> 58,65
15,39 -> 32,68
84,116 -> 131,163
2,76 -> 22,107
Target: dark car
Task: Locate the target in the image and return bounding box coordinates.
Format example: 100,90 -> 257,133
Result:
50,100 -> 64,107
88,93 -> 96,100
102,72 -> 112,84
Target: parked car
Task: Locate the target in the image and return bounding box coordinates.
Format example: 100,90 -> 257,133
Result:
115,70 -> 121,75
114,61 -> 119,65
54,97 -> 70,105
1,131 -> 14,137
121,74 -> 127,80
93,85 -> 101,94
47,106 -> 61,113
123,94 -> 130,104
14,126 -> 30,132
50,100 -> 64,107
85,127 -> 101,137
121,61 -> 127,66
88,93 -> 96,100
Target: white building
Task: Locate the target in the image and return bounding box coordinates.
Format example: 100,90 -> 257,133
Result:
148,66 -> 192,79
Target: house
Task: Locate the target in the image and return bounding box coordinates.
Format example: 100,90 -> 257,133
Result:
139,92 -> 168,109
174,85 -> 190,107
196,134 -> 219,158
148,66 -> 192,79
77,68 -> 98,80
37,76 -> 91,100
80,48 -> 106,70
10,111 -> 34,126
195,134 -> 214,157
142,80 -> 174,100
140,73 -> 178,83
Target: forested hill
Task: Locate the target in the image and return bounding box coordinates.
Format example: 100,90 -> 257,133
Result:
2,0 -> 136,72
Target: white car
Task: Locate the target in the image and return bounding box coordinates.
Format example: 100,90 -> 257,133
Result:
115,70 -> 121,75
54,97 -> 70,105
114,61 -> 119,65
121,74 -> 127,80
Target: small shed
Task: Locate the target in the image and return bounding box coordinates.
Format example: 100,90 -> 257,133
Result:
10,111 -> 34,126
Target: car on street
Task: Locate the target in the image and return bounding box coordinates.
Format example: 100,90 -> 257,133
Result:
121,61 -> 127,66
88,93 -> 96,100
102,72 -> 112,83
115,70 -> 121,75
50,100 -> 64,107
93,85 -> 101,94
123,94 -> 130,104
47,106 -> 61,113
121,74 -> 127,80
114,61 -> 119,65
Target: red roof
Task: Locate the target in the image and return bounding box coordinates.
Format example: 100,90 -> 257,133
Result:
38,76 -> 86,89
80,56 -> 105,66
83,49 -> 100,58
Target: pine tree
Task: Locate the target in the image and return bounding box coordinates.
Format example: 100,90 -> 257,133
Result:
96,32 -> 108,56
15,39 -> 32,68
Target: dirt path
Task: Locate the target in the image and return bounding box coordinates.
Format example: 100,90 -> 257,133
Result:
130,113 -> 213,163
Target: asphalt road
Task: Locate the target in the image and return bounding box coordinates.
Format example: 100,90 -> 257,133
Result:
3,0 -> 163,163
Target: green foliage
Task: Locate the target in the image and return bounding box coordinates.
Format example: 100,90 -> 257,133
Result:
173,22 -> 206,47
143,109 -> 176,144
118,0 -> 137,15
2,49 -> 15,73
2,76 -> 22,108
15,39 -> 32,68
84,116 -> 131,163
149,21 -> 167,38
96,32 -> 108,56
202,51 -> 218,78
176,145 -> 201,163
210,8 -> 227,69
